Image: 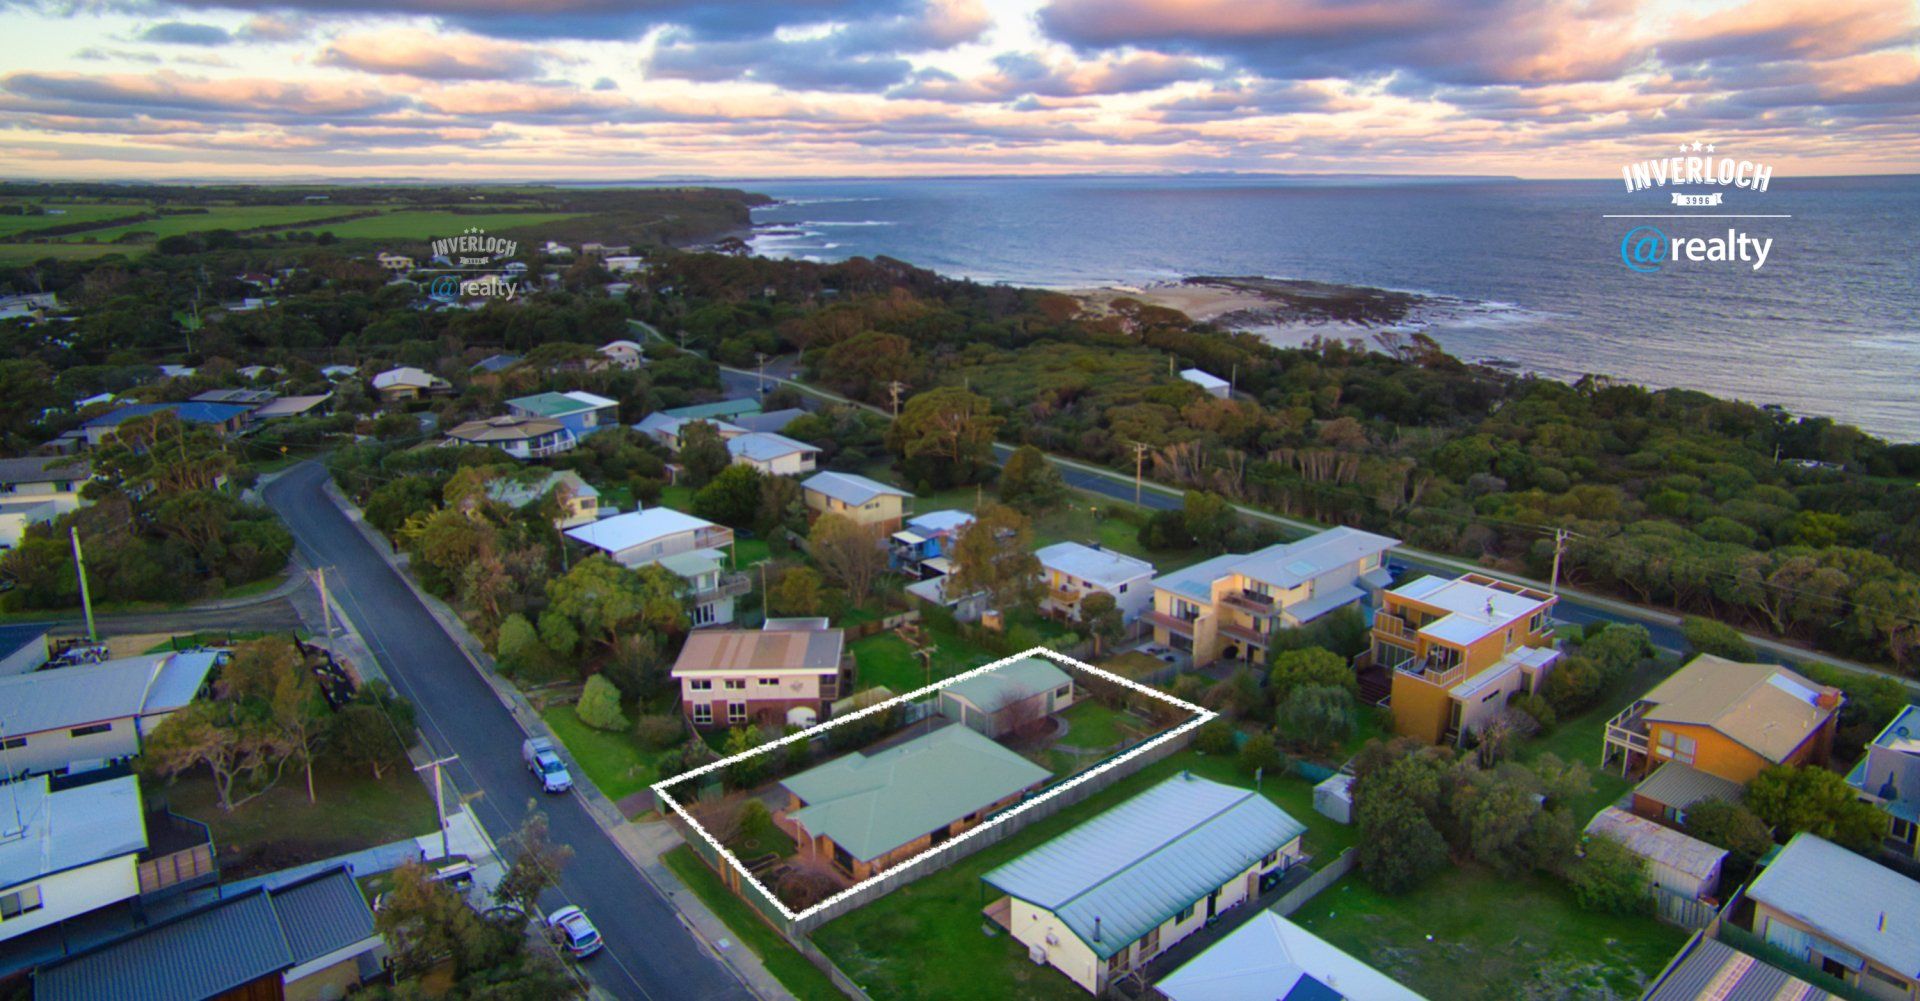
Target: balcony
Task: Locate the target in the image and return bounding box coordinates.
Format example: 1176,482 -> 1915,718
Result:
693,526 -> 736,550
1605,701 -> 1652,752
1045,585 -> 1083,608
1217,621 -> 1272,648
1221,590 -> 1279,617
137,809 -> 217,899
1141,609 -> 1200,637
690,572 -> 751,603
1393,655 -> 1467,689
1372,612 -> 1415,642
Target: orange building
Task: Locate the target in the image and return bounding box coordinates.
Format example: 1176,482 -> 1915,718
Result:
1371,573 -> 1560,745
1601,654 -> 1842,782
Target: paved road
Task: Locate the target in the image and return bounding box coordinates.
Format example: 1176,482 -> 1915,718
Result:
264,463 -> 751,1001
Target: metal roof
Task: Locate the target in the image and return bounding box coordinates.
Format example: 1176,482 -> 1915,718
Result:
941,657 -> 1071,711
565,507 -> 718,554
1633,762 -> 1745,812
727,432 -> 820,462
1153,527 -> 1397,600
508,391 -> 617,418
1035,542 -> 1155,590
733,408 -> 807,433
671,625 -> 842,676
1638,656 -> 1840,764
0,775 -> 146,891
783,725 -> 1050,862
662,399 -> 761,420
1179,368 -> 1229,390
1390,574 -> 1552,646
0,651 -> 217,738
369,366 -> 446,390
81,402 -> 251,429
485,470 -> 598,509
801,471 -> 913,507
1584,807 -> 1726,882
905,509 -> 974,536
1747,833 -> 1920,977
0,456 -> 88,486
1157,911 -> 1428,1001
983,773 -> 1306,958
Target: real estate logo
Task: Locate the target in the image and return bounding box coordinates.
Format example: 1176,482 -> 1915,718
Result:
1612,142 -> 1782,274
429,226 -> 518,268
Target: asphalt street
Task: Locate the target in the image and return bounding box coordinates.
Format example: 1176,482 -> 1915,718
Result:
263,462 -> 750,1001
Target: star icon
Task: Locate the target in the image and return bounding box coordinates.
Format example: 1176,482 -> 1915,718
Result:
1691,140 -> 1703,151
1706,144 -> 1716,153
1678,143 -> 1688,152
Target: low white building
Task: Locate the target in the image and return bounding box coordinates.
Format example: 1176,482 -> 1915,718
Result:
0,650 -> 219,779
1035,542 -> 1155,623
1585,806 -> 1727,901
598,339 -> 645,369
0,775 -> 147,943
1180,368 -> 1231,398
727,432 -> 820,476
0,498 -> 60,552
564,508 -> 734,568
1157,910 -> 1428,1001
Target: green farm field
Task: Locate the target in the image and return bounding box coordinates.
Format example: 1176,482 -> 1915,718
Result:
0,203 -> 151,238
50,204 -> 367,242
294,210 -> 585,240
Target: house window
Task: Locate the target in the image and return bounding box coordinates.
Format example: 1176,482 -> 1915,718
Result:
690,679 -> 713,691
1657,730 -> 1697,765
692,704 -> 712,725
0,737 -> 22,750
1107,952 -> 1128,972
1262,850 -> 1279,867
692,602 -> 716,626
725,679 -> 747,691
1117,583 -> 1128,593
1175,902 -> 1195,923
1139,926 -> 1161,958
1529,611 -> 1545,633
760,678 -> 781,687
0,886 -> 42,920
70,723 -> 111,738
1055,686 -> 1071,700
728,703 -> 747,724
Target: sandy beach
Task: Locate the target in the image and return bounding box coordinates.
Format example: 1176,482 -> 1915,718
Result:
1066,277 -> 1424,350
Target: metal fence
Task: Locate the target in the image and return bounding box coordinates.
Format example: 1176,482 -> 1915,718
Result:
1271,848 -> 1356,917
1650,886 -> 1718,930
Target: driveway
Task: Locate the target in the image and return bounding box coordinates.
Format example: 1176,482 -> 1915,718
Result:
264,463 -> 751,1001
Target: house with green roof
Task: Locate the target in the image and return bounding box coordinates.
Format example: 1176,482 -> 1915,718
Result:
937,657 -> 1076,739
506,390 -> 619,438
982,773 -> 1307,995
776,724 -> 1051,881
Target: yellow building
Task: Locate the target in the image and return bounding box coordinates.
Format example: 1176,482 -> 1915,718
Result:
800,471 -> 913,533
1142,527 -> 1398,667
1372,573 -> 1560,745
1602,654 -> 1841,781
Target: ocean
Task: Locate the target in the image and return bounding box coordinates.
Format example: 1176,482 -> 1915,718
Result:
728,174 -> 1919,442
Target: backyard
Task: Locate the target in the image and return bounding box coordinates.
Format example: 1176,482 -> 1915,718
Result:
809,748 -> 1349,1001
155,765 -> 439,879
542,703 -> 663,805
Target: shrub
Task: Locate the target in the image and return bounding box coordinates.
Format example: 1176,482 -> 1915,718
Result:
495,613 -> 540,671
538,611 -> 579,658
1238,731 -> 1282,777
1510,692 -> 1557,729
1278,684 -> 1356,753
1681,616 -> 1757,661
1194,719 -> 1237,755
633,714 -> 686,750
576,674 -> 630,731
1567,837 -> 1649,914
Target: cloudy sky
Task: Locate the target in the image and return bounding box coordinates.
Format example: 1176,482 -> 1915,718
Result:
1,0 -> 1916,180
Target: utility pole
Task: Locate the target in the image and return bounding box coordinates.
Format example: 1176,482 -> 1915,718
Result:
755,352 -> 768,395
1549,528 -> 1569,595
1131,442 -> 1149,506
69,528 -> 96,644
308,566 -> 334,638
888,380 -> 906,419
415,755 -> 460,860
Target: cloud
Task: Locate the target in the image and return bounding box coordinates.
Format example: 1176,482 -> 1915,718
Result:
237,14 -> 312,42
139,21 -> 232,45
0,69 -> 409,120
317,30 -> 562,80
142,0 -> 938,41
892,50 -> 1220,101
645,0 -> 989,91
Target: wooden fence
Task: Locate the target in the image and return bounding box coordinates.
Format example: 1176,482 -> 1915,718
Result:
1271,848 -> 1356,917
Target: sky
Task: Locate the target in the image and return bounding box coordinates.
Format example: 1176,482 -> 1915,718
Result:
0,0 -> 1916,181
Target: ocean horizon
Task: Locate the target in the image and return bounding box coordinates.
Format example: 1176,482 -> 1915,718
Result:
714,174 -> 1918,443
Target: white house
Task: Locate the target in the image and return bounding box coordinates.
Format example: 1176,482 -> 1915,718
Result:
1156,910 -> 1428,1001
370,366 -> 451,403
1180,368 -> 1231,398
657,548 -> 750,627
443,415 -> 577,460
0,627 -> 50,677
0,457 -> 87,538
0,650 -> 219,779
0,775 -> 147,943
727,432 -> 820,476
485,470 -> 600,528
0,498 -> 60,552
983,773 -> 1308,995
564,508 -> 734,569
598,339 -> 646,369
1035,542 -> 1155,623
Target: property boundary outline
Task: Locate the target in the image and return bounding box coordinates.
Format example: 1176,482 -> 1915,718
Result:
652,645 -> 1215,923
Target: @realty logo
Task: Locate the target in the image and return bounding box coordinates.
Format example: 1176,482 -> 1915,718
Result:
1614,141 -> 1778,273
425,226 -> 522,301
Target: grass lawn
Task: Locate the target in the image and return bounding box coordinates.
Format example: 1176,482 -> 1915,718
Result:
1289,866 -> 1689,1001
850,633 -> 927,694
542,705 -> 660,802
662,846 -> 847,1001
54,205 -> 363,243
732,538 -> 772,567
0,242 -> 134,264
659,484 -> 696,511
157,766 -> 438,880
0,203 -> 150,237
290,210 -> 585,240
1058,700 -> 1130,748
906,482 -> 1199,573
811,749 -> 1337,1001
1517,657 -> 1676,820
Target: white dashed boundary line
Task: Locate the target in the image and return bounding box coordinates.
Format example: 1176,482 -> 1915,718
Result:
653,646 -> 1214,923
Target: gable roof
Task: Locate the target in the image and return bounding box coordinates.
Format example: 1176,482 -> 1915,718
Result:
1154,526 -> 1398,600
1638,655 -> 1841,763
783,725 -> 1050,862
1584,807 -> 1726,883
445,415 -> 566,444
983,773 -> 1306,958
1633,762 -> 1746,813
0,650 -> 218,738
33,865 -> 377,1001
1747,833 -> 1920,978
1157,910 -> 1428,1001
732,408 -> 806,434
564,507 -> 718,554
485,470 -> 597,509
904,509 -> 974,536
727,432 -> 820,463
671,626 -> 843,676
802,471 -> 912,506
634,412 -> 746,440
250,394 -> 331,419
0,455 -> 87,486
81,402 -> 250,429
370,366 -> 447,390
1642,935 -> 1835,1001
1035,542 -> 1155,589
0,775 -> 146,891
942,657 -> 1071,711
662,399 -> 761,421
507,390 -> 618,418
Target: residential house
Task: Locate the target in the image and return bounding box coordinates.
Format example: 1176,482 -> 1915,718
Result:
1035,542 -> 1155,623
564,507 -> 734,569
0,777 -> 148,944
1601,655 -> 1842,781
778,724 -> 1051,881
1374,572 -> 1561,745
190,389 -> 277,410
727,432 -> 820,476
542,240 -> 574,256
633,412 -> 748,451
79,402 -> 251,446
662,399 -> 762,422
370,366 -> 452,403
1155,910 -> 1428,1001
889,509 -> 973,577
2,448 -> 87,508
320,365 -> 359,381
1180,367 -> 1231,399
604,256 -> 646,274
672,621 -> 846,728
235,365 -> 277,382
598,339 -> 645,369
251,393 -> 332,420
1847,704 -> 1920,860
903,572 -> 990,624
376,252 -> 415,272
982,773 -> 1307,995
484,469 -> 600,528
1585,806 -> 1727,902
443,415 -> 577,460
0,650 -> 218,779
582,241 -> 629,256
657,549 -> 751,627
0,498 -> 60,552
1641,934 -> 1838,1001
1144,526 -> 1398,666
157,365 -> 198,379
470,352 -> 522,374
937,656 -> 1075,739
33,864 -> 383,1001
1744,833 -> 1920,999
733,408 -> 807,434
802,471 -> 913,532
0,625 -> 50,676
507,390 -> 619,439
1631,761 -> 1746,826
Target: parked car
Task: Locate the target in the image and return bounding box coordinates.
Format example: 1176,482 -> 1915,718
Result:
547,906 -> 603,958
521,737 -> 572,793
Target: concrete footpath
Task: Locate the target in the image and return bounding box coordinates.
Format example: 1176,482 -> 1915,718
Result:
305,472 -> 796,1001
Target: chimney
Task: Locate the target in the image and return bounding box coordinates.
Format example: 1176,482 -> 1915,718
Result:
1816,690 -> 1842,711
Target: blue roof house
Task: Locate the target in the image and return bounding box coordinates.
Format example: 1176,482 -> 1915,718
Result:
982,773 -> 1308,995
80,402 -> 251,447
507,390 -> 620,439
888,509 -> 974,576
1846,703 -> 1920,861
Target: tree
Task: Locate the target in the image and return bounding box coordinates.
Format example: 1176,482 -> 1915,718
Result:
693,463 -> 764,527
1080,592 -> 1125,655
1744,764 -> 1885,851
1238,731 -> 1282,777
948,502 -> 1041,612
722,726 -> 767,789
1567,837 -> 1649,914
755,473 -> 808,540
1356,796 -> 1449,895
1277,685 -> 1356,752
496,613 -> 542,671
377,862 -> 582,996
1682,616 -> 1758,661
772,566 -> 825,617
539,611 -> 579,658
576,674 -> 630,731
999,445 -> 1067,512
1181,491 -> 1236,552
809,513 -> 886,602
888,387 -> 1001,486
266,651 -> 332,804
494,810 -> 574,916
677,420 -> 731,487
1194,719 -> 1238,755
546,556 -> 686,651
143,701 -> 291,812
1683,799 -> 1775,864
1268,647 -> 1355,700
329,682 -> 416,780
